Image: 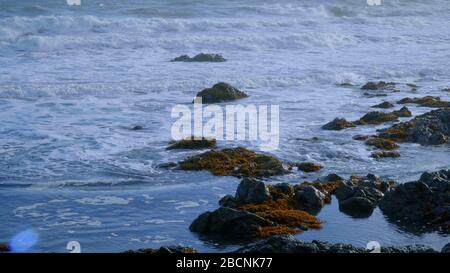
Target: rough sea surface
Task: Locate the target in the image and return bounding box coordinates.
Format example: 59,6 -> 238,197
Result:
0,0 -> 449,252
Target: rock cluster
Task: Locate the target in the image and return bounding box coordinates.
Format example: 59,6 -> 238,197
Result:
171,53 -> 226,62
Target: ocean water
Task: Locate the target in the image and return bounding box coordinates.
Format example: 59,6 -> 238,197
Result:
0,0 -> 449,252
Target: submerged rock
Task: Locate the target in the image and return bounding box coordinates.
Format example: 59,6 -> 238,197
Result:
124,246 -> 197,253
167,136 -> 216,150
171,53 -> 226,62
353,134 -> 370,141
296,162 -> 323,173
370,151 -> 401,158
361,81 -> 396,91
379,169 -> 450,232
372,101 -> 395,109
179,147 -> 288,177
322,118 -> 356,130
194,82 -> 248,103
235,235 -> 437,253
377,108 -> 450,145
130,125 -> 144,130
398,96 -> 450,108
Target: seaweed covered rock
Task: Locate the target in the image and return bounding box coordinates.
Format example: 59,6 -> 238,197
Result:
372,101 -> 395,109
377,108 -> 450,145
296,162 -> 323,173
235,235 -> 437,253
379,169 -> 450,232
356,107 -> 411,125
194,82 -> 248,103
124,246 -> 197,253
191,179 -> 322,240
322,118 -> 356,130
397,96 -> 450,108
167,136 -> 216,150
365,137 -> 400,150
361,81 -> 396,91
171,53 -> 226,62
179,147 -> 288,177
353,134 -> 370,141
370,151 -> 400,158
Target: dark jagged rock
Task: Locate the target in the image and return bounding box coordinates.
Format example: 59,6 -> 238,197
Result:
377,108 -> 450,145
379,169 -> 450,232
442,243 -> 450,253
365,137 -> 400,150
353,134 -> 370,141
124,246 -> 197,253
322,118 -> 356,130
167,136 -> 216,150
179,147 -> 288,178
334,174 -> 393,217
235,235 -> 437,253
0,243 -> 10,253
171,53 -> 226,62
397,96 -> 450,108
296,162 -> 323,173
235,178 -> 271,204
370,151 -> 401,158
372,101 -> 395,109
194,82 -> 248,103
295,186 -> 326,214
361,81 -> 396,91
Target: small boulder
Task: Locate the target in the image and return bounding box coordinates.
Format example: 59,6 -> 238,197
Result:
295,186 -> 326,213
370,151 -> 401,158
194,82 -> 248,103
167,136 -> 216,150
372,101 -> 395,109
171,53 -> 226,62
296,162 -> 323,173
361,81 -> 396,90
365,138 -> 400,150
353,134 -> 370,141
339,197 -> 376,217
235,178 -> 271,204
322,118 -> 356,130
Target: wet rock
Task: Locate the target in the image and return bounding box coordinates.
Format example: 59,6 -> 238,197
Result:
361,81 -> 396,90
443,88 -> 450,92
179,147 -> 288,178
442,243 -> 450,253
356,107 -> 411,125
0,243 -> 10,253
397,96 -> 450,108
235,178 -> 271,204
334,174 -> 391,217
219,195 -> 239,208
156,162 -> 178,169
296,162 -> 323,173
189,207 -> 274,239
295,186 -> 326,214
235,235 -> 437,253
379,169 -> 450,232
322,118 -> 356,130
371,151 -> 401,158
124,246 -> 197,253
130,125 -> 144,130
372,101 -> 395,109
171,53 -> 226,62
194,82 -> 248,103
377,108 -> 450,145
318,173 -> 343,183
167,136 -> 216,150
353,134 -> 370,141
365,137 -> 400,150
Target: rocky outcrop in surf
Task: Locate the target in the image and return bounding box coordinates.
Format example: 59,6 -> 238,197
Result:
171,53 -> 226,62
194,82 -> 248,103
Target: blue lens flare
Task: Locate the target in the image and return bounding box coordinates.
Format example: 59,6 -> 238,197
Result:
10,229 -> 38,252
